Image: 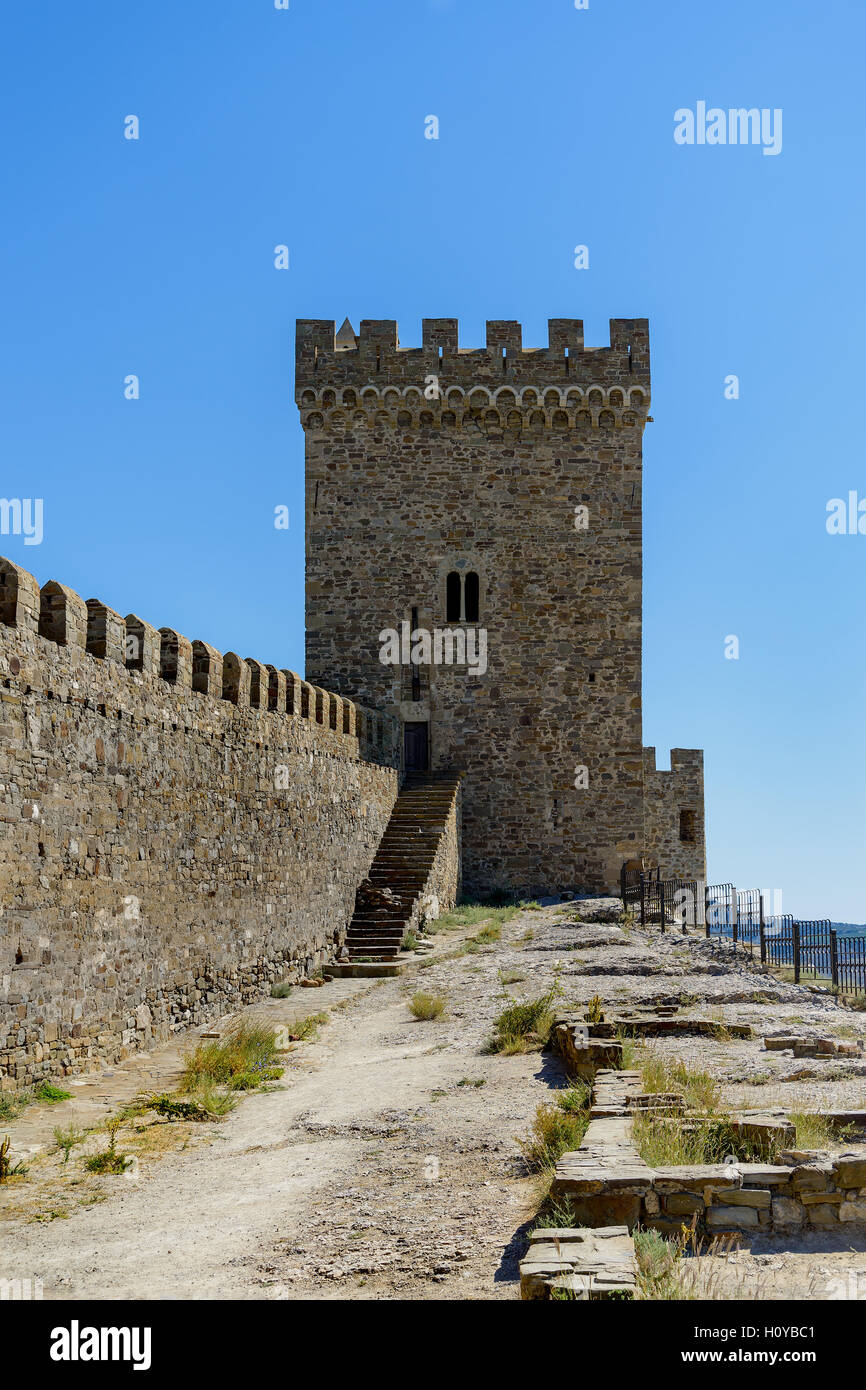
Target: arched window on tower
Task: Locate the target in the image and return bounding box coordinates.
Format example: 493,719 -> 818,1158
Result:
446,571 -> 461,622
464,572 -> 480,623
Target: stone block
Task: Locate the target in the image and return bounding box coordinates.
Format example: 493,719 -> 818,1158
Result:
707,1204 -> 760,1229
807,1203 -> 841,1227
790,1164 -> 832,1192
664,1192 -> 703,1216
771,1197 -> 805,1230
834,1157 -> 866,1189
723,1188 -> 771,1209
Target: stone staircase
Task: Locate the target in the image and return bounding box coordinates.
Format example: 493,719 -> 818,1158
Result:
344,773 -> 461,961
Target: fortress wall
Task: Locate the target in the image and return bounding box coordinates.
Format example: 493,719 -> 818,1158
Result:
642,747 -> 707,882
0,559 -> 400,1090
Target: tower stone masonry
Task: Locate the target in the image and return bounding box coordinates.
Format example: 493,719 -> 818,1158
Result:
297,316 -> 707,897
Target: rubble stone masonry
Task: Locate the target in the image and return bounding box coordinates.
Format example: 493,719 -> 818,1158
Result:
0,558 -> 400,1090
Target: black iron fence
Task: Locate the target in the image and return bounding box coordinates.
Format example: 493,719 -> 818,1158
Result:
619,866 -> 866,996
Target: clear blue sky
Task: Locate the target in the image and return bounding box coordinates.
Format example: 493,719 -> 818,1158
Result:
1,0 -> 863,919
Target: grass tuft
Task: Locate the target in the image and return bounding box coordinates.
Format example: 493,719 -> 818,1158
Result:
520,1087 -> 591,1173
34,1082 -> 71,1103
180,1021 -> 284,1094
639,1051 -> 721,1113
53,1125 -> 87,1164
790,1111 -> 839,1151
634,1228 -> 695,1300
489,991 -> 556,1054
409,992 -> 446,1021
83,1117 -> 130,1175
290,1011 -> 329,1042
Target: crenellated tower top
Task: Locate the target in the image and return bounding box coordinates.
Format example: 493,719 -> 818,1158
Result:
295,318 -> 651,433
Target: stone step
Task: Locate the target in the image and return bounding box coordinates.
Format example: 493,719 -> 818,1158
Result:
346,928 -> 404,940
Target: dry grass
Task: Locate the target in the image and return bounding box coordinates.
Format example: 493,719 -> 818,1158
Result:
520,1086 -> 592,1174
639,1050 -> 722,1113
789,1111 -> 839,1151
180,1021 -> 284,1094
408,992 -> 446,1021
489,990 -> 556,1054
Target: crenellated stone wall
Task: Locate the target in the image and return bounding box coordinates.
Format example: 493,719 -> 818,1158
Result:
0,558 -> 401,1090
643,747 -> 707,881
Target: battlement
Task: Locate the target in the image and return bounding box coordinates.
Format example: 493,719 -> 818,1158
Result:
0,556 -> 398,765
643,747 -> 705,777
295,317 -> 650,433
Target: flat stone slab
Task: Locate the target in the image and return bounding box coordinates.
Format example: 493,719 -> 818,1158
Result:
652,1164 -> 744,1191
735,1163 -> 796,1186
520,1225 -> 636,1300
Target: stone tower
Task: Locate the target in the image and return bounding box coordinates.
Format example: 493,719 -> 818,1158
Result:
296,316 -> 704,897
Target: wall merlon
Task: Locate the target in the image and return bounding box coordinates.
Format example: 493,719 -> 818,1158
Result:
282,669 -> 301,716
86,599 -> 125,663
671,748 -> 704,773
548,318 -> 585,352
296,319 -> 337,362
244,657 -> 268,710
192,639 -> 224,697
222,651 -> 251,707
125,614 -> 161,678
486,320 -> 523,352
422,318 -> 459,351
265,664 -> 286,713
358,319 -> 399,350
159,628 -> 193,689
40,580 -> 88,650
0,558 -> 40,632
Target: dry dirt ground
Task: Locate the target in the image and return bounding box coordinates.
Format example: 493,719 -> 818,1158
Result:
2,900 -> 866,1301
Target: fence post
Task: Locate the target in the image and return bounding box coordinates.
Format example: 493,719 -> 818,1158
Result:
759,914 -> 766,965
705,884 -> 711,940
660,882 -> 666,934
640,874 -> 646,928
793,919 -> 801,985
732,888 -> 739,947
830,928 -> 839,991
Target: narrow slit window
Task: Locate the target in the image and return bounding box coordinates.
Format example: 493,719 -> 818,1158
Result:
446,571 -> 461,622
464,572 -> 480,623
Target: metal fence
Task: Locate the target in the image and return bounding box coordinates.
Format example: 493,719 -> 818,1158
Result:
622,868 -> 866,995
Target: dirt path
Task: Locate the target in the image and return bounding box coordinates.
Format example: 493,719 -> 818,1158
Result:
3,900 -> 866,1301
